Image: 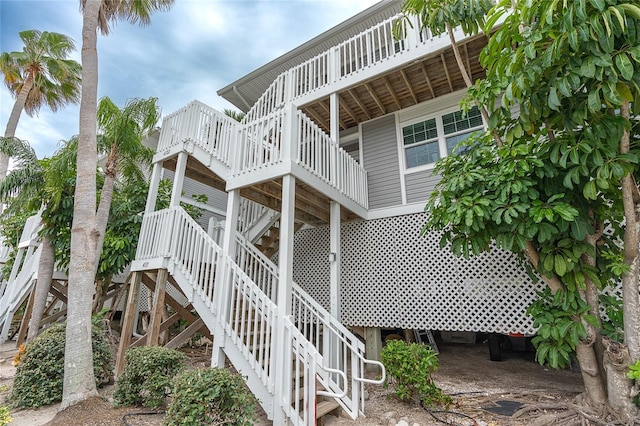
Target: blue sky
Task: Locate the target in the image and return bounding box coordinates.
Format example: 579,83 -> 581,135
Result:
0,0 -> 380,158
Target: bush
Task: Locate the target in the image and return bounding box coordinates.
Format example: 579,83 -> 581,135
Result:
0,406 -> 12,425
10,322 -> 113,408
164,367 -> 258,426
113,346 -> 186,409
381,339 -> 451,407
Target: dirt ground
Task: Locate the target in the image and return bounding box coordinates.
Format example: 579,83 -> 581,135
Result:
0,337 -> 588,426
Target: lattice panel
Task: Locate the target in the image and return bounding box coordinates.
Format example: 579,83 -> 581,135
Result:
292,212 -> 546,334
138,280 -> 189,312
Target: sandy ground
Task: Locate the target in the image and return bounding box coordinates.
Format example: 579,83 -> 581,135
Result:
0,337 -> 586,426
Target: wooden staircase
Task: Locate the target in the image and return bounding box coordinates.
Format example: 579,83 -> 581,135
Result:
131,82 -> 382,423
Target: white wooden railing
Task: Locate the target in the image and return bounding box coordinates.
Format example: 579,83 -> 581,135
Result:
158,100 -> 237,166
237,198 -> 269,235
220,259 -> 277,392
243,13 -> 426,122
234,234 -> 277,301
137,206 -> 372,423
297,110 -> 369,208
234,109 -> 285,175
291,283 -> 385,418
243,74 -> 287,124
234,231 -> 383,419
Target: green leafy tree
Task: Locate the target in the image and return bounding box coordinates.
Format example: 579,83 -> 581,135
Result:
0,137 -> 76,342
407,0 -> 640,419
64,0 -> 174,409
0,30 -> 81,181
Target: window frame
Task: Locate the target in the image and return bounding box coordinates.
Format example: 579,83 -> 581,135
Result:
399,105 -> 484,173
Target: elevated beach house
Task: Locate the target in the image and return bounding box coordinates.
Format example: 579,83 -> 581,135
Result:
0,1 -> 547,424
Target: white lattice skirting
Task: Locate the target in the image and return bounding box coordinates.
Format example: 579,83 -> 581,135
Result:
292,212 -> 546,335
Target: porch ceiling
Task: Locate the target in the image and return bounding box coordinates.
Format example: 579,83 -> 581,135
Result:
162,156 -> 360,226
300,35 -> 488,134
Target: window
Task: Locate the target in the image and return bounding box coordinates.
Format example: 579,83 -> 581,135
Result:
402,107 -> 483,168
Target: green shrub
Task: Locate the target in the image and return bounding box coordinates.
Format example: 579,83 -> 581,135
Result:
164,367 -> 257,426
113,346 -> 186,409
381,339 -> 451,407
10,322 -> 113,408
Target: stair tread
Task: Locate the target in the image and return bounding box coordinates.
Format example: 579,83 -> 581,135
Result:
316,400 -> 340,419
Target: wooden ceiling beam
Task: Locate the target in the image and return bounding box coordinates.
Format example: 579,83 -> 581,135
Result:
319,99 -> 347,130
250,181 -> 330,224
338,94 -> 359,123
440,53 -> 454,92
383,76 -> 402,110
463,43 -> 473,80
364,82 -> 386,115
303,106 -> 330,131
400,69 -> 418,104
347,89 -> 372,120
419,62 -> 436,98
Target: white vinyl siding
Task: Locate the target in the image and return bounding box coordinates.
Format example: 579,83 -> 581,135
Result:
362,115 -> 402,209
405,171 -> 441,204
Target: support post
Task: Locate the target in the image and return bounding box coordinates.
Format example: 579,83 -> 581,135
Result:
272,174 -> 296,425
147,269 -> 168,346
170,152 -> 188,208
16,289 -> 36,347
328,200 -> 342,372
115,272 -> 142,377
364,327 -> 382,373
211,189 -> 241,368
144,162 -> 163,214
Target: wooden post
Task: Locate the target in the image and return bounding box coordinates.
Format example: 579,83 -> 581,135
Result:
16,289 -> 36,346
147,269 -> 168,346
115,271 -> 141,377
364,327 -> 382,373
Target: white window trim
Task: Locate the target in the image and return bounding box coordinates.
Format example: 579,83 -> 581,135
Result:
398,105 -> 485,175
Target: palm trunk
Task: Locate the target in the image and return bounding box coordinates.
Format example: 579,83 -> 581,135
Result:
1,74 -> 35,197
60,0 -> 101,410
26,236 -> 55,342
94,171 -> 115,268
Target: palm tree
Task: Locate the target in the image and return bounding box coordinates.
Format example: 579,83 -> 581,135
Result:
62,0 -> 175,409
0,30 -> 81,180
94,96 -> 157,265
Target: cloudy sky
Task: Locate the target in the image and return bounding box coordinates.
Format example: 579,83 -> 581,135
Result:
0,0 -> 381,158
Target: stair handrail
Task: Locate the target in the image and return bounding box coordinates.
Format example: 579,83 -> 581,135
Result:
234,233 -> 384,418
234,233 -> 278,301
237,198 -> 269,235
242,74 -> 287,125
168,207 -> 222,303
241,13 -> 428,124
315,361 -> 348,399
